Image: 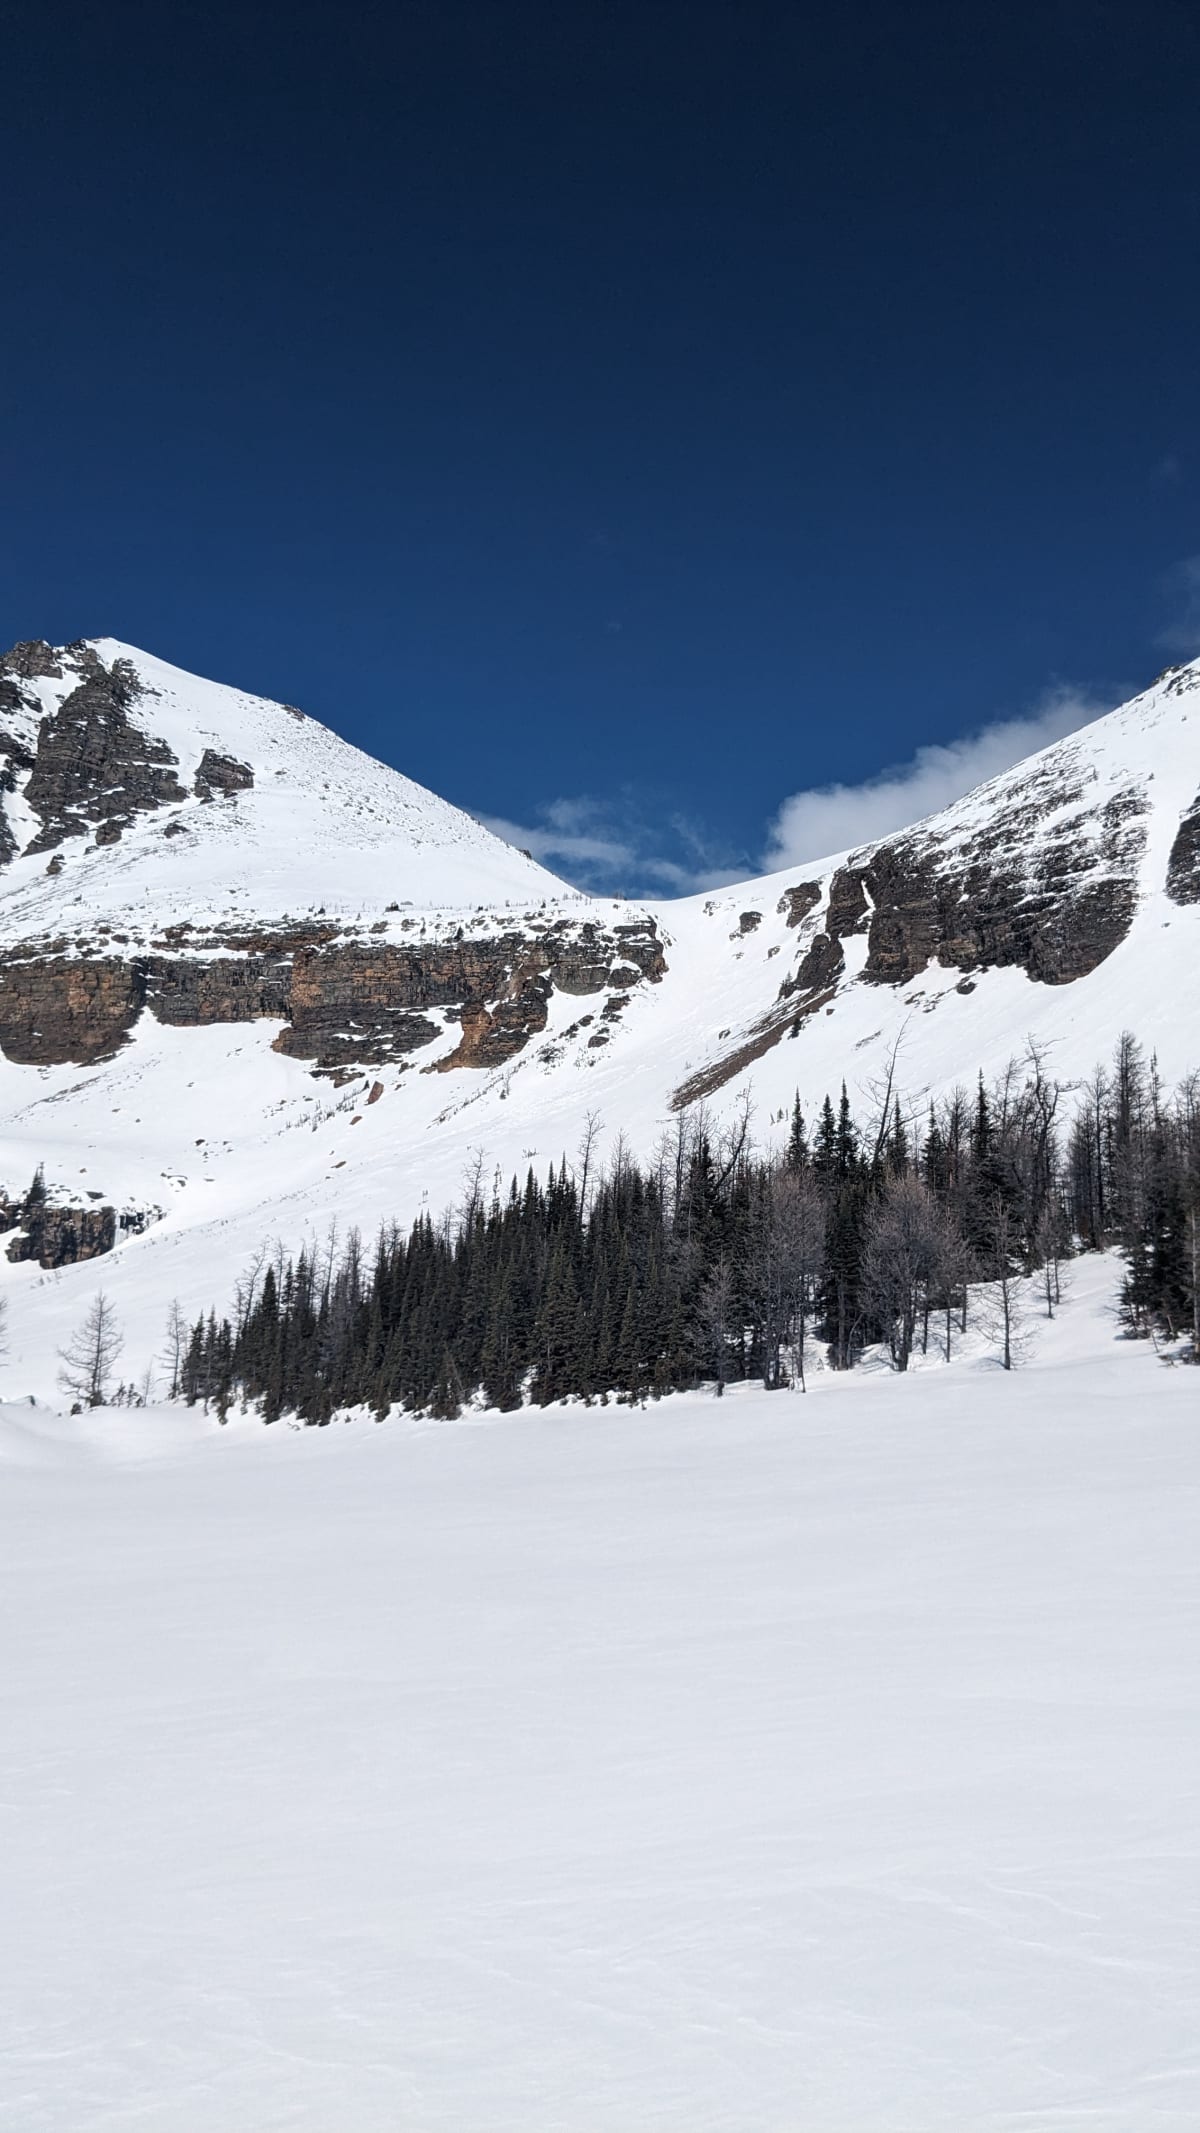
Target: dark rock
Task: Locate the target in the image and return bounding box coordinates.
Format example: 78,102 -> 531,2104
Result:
194,749 -> 254,800
5,918 -> 661,1078
780,930 -> 844,999
847,774 -> 1149,988
777,881 -> 822,927
6,1201 -> 116,1269
826,867 -> 871,937
275,923 -> 663,1075
1167,790 -> 1200,904
0,640 -> 63,680
737,910 -> 761,934
23,654 -> 187,853
0,713 -> 36,867
144,956 -> 292,1026
0,956 -> 145,1065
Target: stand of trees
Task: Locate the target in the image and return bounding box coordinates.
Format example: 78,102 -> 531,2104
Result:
173,1035 -> 1200,1424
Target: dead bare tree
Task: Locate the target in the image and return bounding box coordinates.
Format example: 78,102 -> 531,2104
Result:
459,1147 -> 487,1228
712,1087 -> 754,1196
576,1109 -> 604,1211
934,1221 -> 971,1363
698,1259 -> 734,1397
979,1196 -> 1026,1370
162,1299 -> 188,1400
233,1244 -> 268,1339
1034,1201 -> 1070,1318
861,1172 -> 946,1372
864,1022 -> 912,1173
58,1291 -> 125,1409
742,1166 -> 828,1390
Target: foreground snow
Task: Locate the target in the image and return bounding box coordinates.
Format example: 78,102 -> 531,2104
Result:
2,1257 -> 1198,2131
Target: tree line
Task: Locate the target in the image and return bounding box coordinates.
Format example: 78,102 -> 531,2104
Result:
158,1032 -> 1198,1424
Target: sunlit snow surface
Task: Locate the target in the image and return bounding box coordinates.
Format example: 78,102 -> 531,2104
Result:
0,639 -> 570,931
2,1257 -> 1199,2132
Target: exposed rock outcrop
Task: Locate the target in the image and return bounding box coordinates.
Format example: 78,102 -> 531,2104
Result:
23,656 -> 187,853
0,918 -> 666,1074
1167,791 -> 1200,905
7,1202 -> 116,1269
783,772 -> 1150,995
194,749 -> 254,800
277,919 -> 665,1075
674,764 -> 1152,1113
777,881 -> 821,927
0,640 -> 63,681
781,928 -> 845,999
145,955 -> 292,1026
0,956 -> 144,1066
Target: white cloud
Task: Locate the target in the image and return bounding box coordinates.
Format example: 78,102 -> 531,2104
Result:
480,683 -> 1117,901
1157,554 -> 1200,656
762,685 -> 1108,874
479,794 -> 744,898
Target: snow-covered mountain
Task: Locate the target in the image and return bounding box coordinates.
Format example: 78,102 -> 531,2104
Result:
1,634 -> 1198,1396
0,636 -> 567,923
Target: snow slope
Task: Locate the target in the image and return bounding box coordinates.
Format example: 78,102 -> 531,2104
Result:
3,1256 -> 1199,2131
0,638 -> 570,932
1,643 -> 1199,1398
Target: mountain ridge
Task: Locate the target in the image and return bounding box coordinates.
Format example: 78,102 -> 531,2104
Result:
1,634 -> 1198,1397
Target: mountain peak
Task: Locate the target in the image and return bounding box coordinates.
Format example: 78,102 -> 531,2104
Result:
0,635 -> 573,926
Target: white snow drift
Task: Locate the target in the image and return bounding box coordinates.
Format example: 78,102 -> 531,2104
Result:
2,1257 -> 1197,2131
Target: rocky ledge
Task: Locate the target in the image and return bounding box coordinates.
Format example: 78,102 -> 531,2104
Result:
672,758 -> 1151,1110
0,917 -> 666,1073
1167,787 -> 1200,905
783,758 -> 1148,1007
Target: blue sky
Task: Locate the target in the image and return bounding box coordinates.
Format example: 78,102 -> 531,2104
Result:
2,0 -> 1198,894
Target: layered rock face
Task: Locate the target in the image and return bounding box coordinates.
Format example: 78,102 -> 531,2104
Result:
781,759 -> 1148,1014
852,787 -> 1146,988
194,749 -> 254,800
1167,790 -> 1200,905
0,640 -> 672,1076
0,1172 -> 127,1269
18,649 -> 188,853
278,920 -> 664,1073
674,746 -> 1156,1109
6,1203 -> 117,1270
0,921 -> 666,1072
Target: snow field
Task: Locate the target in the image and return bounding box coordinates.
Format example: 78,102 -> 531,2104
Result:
2,1256 -> 1199,2131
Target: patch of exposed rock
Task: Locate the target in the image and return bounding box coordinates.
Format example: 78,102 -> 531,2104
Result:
777,881 -> 821,928
22,655 -> 188,853
278,919 -> 665,1074
0,1167 -> 134,1269
194,749 -> 254,800
673,765 -> 1151,1112
6,1201 -> 117,1269
0,918 -> 666,1074
0,640 -> 64,681
1167,789 -> 1200,905
786,767 -> 1149,996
